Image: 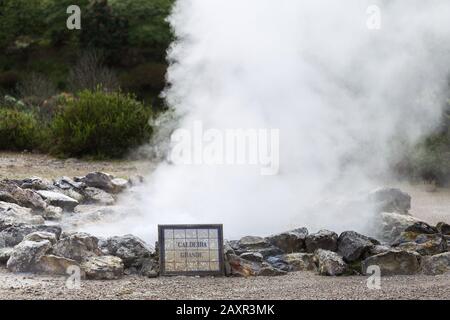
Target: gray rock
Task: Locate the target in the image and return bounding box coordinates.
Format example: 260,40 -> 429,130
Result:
36,190 -> 79,211
364,245 -> 392,259
78,172 -> 115,193
0,201 -> 44,228
314,249 -> 348,276
421,252 -> 450,275
283,253 -> 316,271
0,247 -> 13,264
232,236 -> 283,258
54,176 -> 84,191
337,231 -> 378,262
0,224 -> 60,248
35,255 -> 84,277
24,231 -> 57,245
240,252 -> 263,263
377,211 -> 424,243
104,234 -> 153,268
265,256 -> 291,271
361,250 -> 421,275
0,183 -> 46,211
20,177 -> 53,191
436,222 -> 450,235
43,206 -> 63,221
83,187 -> 115,205
139,257 -> 159,278
368,187 -> 411,214
257,264 -> 287,277
226,253 -> 261,277
111,178 -> 128,193
6,240 -> 52,273
305,230 -> 338,253
81,255 -> 124,280
265,227 -> 308,253
394,232 -> 447,256
53,232 -> 101,262
405,222 -> 438,235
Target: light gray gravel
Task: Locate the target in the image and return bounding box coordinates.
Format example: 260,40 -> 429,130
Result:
0,267 -> 448,300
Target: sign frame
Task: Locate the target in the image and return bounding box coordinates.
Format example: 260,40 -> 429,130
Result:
158,224 -> 225,277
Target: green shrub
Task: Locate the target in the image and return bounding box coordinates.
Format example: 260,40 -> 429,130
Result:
51,89 -> 153,158
0,109 -> 42,151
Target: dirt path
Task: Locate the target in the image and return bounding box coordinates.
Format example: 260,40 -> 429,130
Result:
0,152 -> 154,180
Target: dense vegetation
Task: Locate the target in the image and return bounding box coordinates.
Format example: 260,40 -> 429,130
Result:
0,0 -> 172,158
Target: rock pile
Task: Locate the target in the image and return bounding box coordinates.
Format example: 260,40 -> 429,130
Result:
224,188 -> 450,277
1,178 -> 449,280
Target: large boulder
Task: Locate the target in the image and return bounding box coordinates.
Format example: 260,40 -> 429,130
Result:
103,234 -> 153,268
264,256 -> 291,272
24,231 -> 57,245
81,255 -> 124,280
404,222 -> 438,235
337,231 -> 379,262
265,227 -> 308,253
231,236 -> 283,258
111,178 -> 128,194
6,240 -> 52,272
394,232 -> 447,256
257,263 -> 287,277
139,257 -> 159,278
368,187 -> 411,214
77,172 -> 115,193
19,177 -> 53,191
36,190 -> 79,211
0,201 -> 44,228
376,211 -> 424,243
53,232 -> 102,262
240,252 -> 263,263
0,247 -> 13,264
421,252 -> 450,275
54,176 -> 84,191
43,206 -> 63,221
35,255 -> 84,277
83,187 -> 115,205
314,249 -> 348,276
283,253 -> 316,271
0,224 -> 61,248
305,230 -> 338,253
361,250 -> 421,275
436,222 -> 450,235
226,253 -> 261,277
0,182 -> 46,211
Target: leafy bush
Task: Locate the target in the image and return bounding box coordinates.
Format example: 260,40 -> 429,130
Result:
0,109 -> 42,151
51,89 -> 153,158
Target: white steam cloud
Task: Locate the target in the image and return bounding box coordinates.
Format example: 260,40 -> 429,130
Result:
80,0 -> 450,243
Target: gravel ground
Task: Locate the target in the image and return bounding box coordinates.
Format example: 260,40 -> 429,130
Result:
0,152 -> 154,180
0,267 -> 448,300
